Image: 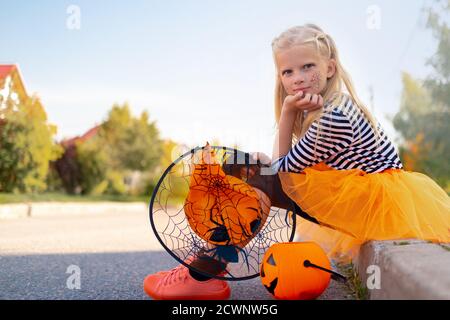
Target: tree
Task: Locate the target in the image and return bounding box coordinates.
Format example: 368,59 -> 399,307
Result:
101,104 -> 162,172
0,95 -> 63,192
392,0 -> 450,190
74,103 -> 163,195
424,0 -> 450,105
75,135 -> 109,194
137,139 -> 185,199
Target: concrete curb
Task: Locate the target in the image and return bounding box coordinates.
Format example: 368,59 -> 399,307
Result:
355,239 -> 450,300
0,203 -> 32,219
0,202 -> 147,219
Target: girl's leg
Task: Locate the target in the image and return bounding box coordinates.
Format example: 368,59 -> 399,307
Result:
231,164 -> 320,225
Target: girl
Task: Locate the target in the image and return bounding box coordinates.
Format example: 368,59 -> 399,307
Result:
143,24 -> 450,300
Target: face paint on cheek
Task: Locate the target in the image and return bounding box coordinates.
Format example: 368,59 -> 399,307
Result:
310,72 -> 322,92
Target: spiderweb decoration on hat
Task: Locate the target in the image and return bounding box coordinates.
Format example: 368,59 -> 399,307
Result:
149,143 -> 297,280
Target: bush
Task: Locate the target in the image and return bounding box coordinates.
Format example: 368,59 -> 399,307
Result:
0,95 -> 62,192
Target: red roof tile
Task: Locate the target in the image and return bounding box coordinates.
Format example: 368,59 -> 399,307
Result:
62,125 -> 100,147
0,65 -> 16,81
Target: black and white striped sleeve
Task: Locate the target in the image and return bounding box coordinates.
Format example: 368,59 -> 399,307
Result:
271,109 -> 354,173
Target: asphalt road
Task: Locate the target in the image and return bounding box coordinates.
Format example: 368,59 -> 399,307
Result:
0,209 -> 355,300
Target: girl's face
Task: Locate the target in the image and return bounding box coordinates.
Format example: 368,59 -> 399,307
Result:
275,44 -> 336,96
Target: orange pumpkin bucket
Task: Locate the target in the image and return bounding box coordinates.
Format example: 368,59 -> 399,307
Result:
260,242 -> 345,299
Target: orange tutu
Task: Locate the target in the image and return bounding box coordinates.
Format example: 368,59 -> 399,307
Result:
278,163 -> 450,264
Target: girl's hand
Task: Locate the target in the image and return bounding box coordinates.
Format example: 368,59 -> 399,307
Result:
238,152 -> 272,179
251,152 -> 272,165
283,91 -> 324,114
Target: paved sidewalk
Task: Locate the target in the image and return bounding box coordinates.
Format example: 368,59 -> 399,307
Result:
0,203 -> 354,300
4,202 -> 449,299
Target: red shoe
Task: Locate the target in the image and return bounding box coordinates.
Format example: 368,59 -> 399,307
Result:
143,264 -> 231,300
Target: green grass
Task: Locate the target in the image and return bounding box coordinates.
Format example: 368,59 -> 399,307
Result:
0,192 -> 150,204
393,241 -> 410,246
337,262 -> 369,300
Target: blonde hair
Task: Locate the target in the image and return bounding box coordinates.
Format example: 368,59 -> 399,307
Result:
271,24 -> 381,151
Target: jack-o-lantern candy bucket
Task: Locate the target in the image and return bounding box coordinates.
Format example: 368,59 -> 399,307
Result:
260,242 -> 332,300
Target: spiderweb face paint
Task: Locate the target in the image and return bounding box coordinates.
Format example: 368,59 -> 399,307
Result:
310,72 -> 322,93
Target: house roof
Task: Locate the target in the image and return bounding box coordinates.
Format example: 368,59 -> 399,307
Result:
0,64 -> 28,97
0,65 -> 16,81
1,64 -> 97,148
61,125 -> 101,147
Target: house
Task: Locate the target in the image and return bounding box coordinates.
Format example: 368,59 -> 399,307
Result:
57,125 -> 145,194
55,125 -> 101,194
0,64 -> 43,116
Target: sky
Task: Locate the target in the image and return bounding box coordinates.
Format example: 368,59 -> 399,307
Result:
0,0 -> 439,156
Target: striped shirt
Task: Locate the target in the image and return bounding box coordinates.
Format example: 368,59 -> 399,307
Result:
271,94 -> 404,174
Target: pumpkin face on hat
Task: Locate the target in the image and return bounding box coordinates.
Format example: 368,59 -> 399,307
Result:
184,143 -> 268,247
260,242 -> 331,300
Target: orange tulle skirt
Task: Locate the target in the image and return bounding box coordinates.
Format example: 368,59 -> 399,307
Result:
278,163 -> 450,264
